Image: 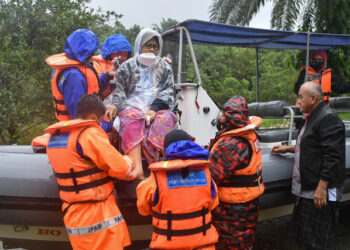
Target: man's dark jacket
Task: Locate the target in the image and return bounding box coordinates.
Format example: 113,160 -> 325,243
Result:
299,101 -> 345,191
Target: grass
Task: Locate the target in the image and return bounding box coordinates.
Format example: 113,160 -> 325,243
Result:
338,112 -> 350,120
260,118 -> 291,129
260,112 -> 350,129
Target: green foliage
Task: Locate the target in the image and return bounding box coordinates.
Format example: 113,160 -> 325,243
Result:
210,0 -> 350,33
338,112 -> 350,120
0,48 -> 53,144
209,0 -> 350,96
260,118 -> 290,129
0,0 -> 122,144
209,0 -> 266,26
0,0 -> 174,145
152,18 -> 178,32
258,50 -> 298,103
271,0 -> 302,30
92,23 -> 142,52
2,0 -> 349,145
184,45 -> 298,107
293,1 -> 350,89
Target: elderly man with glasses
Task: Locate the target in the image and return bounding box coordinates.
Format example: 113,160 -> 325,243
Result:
272,81 -> 345,250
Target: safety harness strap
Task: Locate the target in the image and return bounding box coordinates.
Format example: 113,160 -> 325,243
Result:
53,97 -> 65,105
54,109 -> 70,115
54,167 -> 103,179
217,170 -> 263,187
153,207 -> 209,240
57,176 -> 113,193
324,92 -> 330,104
153,223 -> 211,239
153,207 -> 209,220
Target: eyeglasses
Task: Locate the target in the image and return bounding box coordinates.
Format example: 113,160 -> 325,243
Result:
312,59 -> 324,63
144,43 -> 159,50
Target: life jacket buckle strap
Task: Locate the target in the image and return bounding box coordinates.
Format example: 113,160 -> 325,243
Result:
70,168 -> 79,194
152,207 -> 209,220
54,167 -> 103,179
53,96 -> 65,105
153,223 -> 212,238
257,165 -> 261,191
217,171 -> 263,188
55,109 -> 70,115
152,207 -> 210,240
201,207 -> 207,236
167,211 -> 172,241
57,176 -> 113,192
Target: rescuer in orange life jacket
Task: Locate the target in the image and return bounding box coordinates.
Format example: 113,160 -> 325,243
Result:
136,129 -> 219,250
46,29 -> 119,123
208,96 -> 264,250
294,50 -> 350,104
45,94 -> 139,250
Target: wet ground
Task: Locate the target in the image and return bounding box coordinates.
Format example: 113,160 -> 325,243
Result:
253,202 -> 350,250
129,202 -> 350,250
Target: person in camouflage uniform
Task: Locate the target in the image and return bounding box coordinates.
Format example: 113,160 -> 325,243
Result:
209,96 -> 264,250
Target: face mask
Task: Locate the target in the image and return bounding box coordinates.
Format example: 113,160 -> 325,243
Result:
137,53 -> 157,66
310,61 -> 324,71
216,119 -> 223,131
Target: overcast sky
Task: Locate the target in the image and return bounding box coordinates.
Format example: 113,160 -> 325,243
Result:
88,0 -> 273,29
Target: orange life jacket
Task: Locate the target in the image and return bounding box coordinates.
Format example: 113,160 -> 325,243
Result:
31,134 -> 50,153
92,55 -> 115,100
148,159 -> 219,249
210,116 -> 264,203
92,55 -> 112,75
301,66 -> 332,103
46,53 -> 100,121
45,119 -> 114,206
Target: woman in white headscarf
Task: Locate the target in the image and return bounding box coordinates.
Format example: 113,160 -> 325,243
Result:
108,28 -> 177,180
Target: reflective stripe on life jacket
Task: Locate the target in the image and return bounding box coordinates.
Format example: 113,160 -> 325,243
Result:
301,66 -> 332,104
148,159 -> 218,249
46,53 -> 100,121
45,119 -> 114,205
65,214 -> 124,236
210,116 -> 265,203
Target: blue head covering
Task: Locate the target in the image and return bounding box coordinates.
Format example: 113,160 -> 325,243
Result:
64,29 -> 99,63
165,140 -> 209,161
101,34 -> 132,60
164,130 -> 209,161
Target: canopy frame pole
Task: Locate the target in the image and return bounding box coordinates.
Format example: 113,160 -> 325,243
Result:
284,106 -> 295,146
178,28 -> 184,84
304,32 -> 311,82
180,27 -> 202,85
255,48 -> 259,102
